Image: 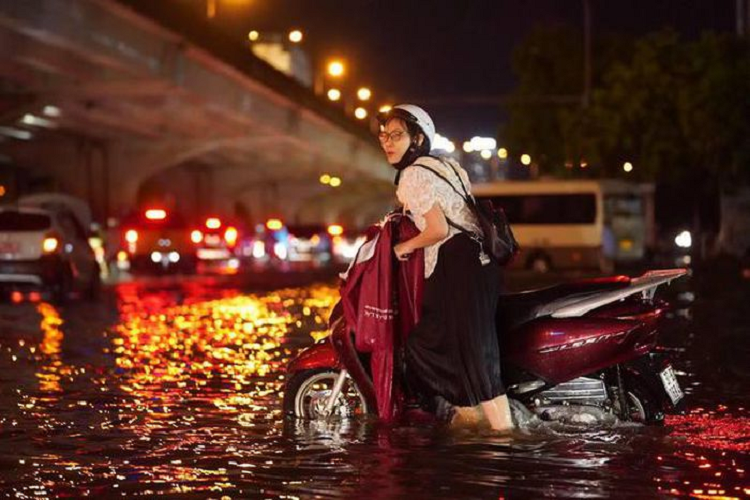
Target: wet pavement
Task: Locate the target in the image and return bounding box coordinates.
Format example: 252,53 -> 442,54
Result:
0,267 -> 748,499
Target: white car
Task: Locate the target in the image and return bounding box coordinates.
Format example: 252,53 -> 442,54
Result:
0,206 -> 100,301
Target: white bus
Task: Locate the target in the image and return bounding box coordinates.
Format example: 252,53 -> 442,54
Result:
473,179 -> 655,272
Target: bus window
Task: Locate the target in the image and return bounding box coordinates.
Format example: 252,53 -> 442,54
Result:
562,194 -> 597,224
605,195 -> 643,217
487,194 -> 596,225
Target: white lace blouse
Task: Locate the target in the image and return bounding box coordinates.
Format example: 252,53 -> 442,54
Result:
396,156 -> 482,278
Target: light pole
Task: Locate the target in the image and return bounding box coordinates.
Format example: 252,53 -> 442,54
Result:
737,0 -> 750,36
583,0 -> 592,108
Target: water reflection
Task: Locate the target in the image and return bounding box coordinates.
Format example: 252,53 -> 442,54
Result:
36,302 -> 67,393
0,275 -> 747,498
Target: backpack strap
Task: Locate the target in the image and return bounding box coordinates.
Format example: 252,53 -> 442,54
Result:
410,164 -> 468,202
435,157 -> 474,202
408,164 -> 482,240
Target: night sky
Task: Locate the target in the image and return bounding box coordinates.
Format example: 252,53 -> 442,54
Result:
195,0 -> 736,139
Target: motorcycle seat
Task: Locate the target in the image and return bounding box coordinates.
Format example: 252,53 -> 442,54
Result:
498,275 -> 631,330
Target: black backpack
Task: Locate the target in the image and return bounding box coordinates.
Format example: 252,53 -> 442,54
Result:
410,160 -> 519,266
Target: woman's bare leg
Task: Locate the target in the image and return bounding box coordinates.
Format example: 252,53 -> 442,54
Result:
480,394 -> 514,432
451,405 -> 483,427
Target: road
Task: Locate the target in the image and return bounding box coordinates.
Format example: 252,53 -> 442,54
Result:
0,266 -> 748,498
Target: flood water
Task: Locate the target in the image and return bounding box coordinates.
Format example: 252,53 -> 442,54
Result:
0,269 -> 748,499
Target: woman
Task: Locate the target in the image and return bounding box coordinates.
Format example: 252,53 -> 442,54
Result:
377,104 -> 514,432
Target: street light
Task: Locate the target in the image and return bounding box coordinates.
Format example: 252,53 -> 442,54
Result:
497,147 -> 508,159
623,161 -> 634,173
521,154 -> 532,166
327,88 -> 342,102
248,30 -> 259,41
357,87 -> 372,101
354,107 -> 368,120
288,30 -> 303,43
329,176 -> 342,187
480,149 -> 492,160
319,174 -> 331,185
207,0 -> 252,19
327,60 -> 345,78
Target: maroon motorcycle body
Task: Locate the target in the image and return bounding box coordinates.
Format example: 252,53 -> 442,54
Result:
284,269 -> 687,424
501,296 -> 667,384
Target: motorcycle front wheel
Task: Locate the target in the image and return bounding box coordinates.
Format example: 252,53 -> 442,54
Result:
283,369 -> 371,420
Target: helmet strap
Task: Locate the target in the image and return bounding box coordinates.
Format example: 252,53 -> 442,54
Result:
391,137 -> 424,185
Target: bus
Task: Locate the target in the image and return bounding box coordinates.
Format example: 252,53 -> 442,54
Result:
472,179 -> 655,272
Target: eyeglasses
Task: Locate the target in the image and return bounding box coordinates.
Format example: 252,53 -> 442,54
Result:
378,130 -> 407,144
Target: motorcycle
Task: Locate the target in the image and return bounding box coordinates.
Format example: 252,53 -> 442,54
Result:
283,268 -> 688,426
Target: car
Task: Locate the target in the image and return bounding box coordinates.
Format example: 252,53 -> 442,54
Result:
238,219 -> 363,268
281,222 -> 365,266
192,216 -> 242,272
116,208 -> 198,274
285,224 -> 333,266
329,225 -> 366,264
0,205 -> 101,301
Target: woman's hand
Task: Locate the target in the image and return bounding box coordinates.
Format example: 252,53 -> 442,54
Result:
394,242 -> 413,261
393,204 -> 449,261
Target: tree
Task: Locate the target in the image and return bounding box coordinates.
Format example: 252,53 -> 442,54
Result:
504,25 -> 584,175
583,30 -> 690,181
504,25 -> 632,177
506,28 -> 750,187
679,34 -> 750,189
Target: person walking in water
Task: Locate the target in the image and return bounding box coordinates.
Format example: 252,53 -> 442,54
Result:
377,104 -> 514,432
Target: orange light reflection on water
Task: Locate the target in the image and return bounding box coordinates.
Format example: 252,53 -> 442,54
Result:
35,302 -> 72,393
105,284 -> 338,493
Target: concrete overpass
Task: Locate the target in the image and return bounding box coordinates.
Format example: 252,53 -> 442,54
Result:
0,0 -> 395,228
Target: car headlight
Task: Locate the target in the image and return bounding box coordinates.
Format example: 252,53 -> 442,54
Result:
674,230 -> 692,249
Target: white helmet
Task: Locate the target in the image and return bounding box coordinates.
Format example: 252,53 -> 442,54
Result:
379,104 -> 436,151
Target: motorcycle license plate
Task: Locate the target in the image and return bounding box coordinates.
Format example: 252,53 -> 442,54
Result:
659,365 -> 684,405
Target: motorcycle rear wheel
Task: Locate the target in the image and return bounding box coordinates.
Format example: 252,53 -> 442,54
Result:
619,375 -> 665,425
283,369 -> 371,420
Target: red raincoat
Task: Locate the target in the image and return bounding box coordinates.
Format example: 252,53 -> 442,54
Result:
340,213 -> 424,421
